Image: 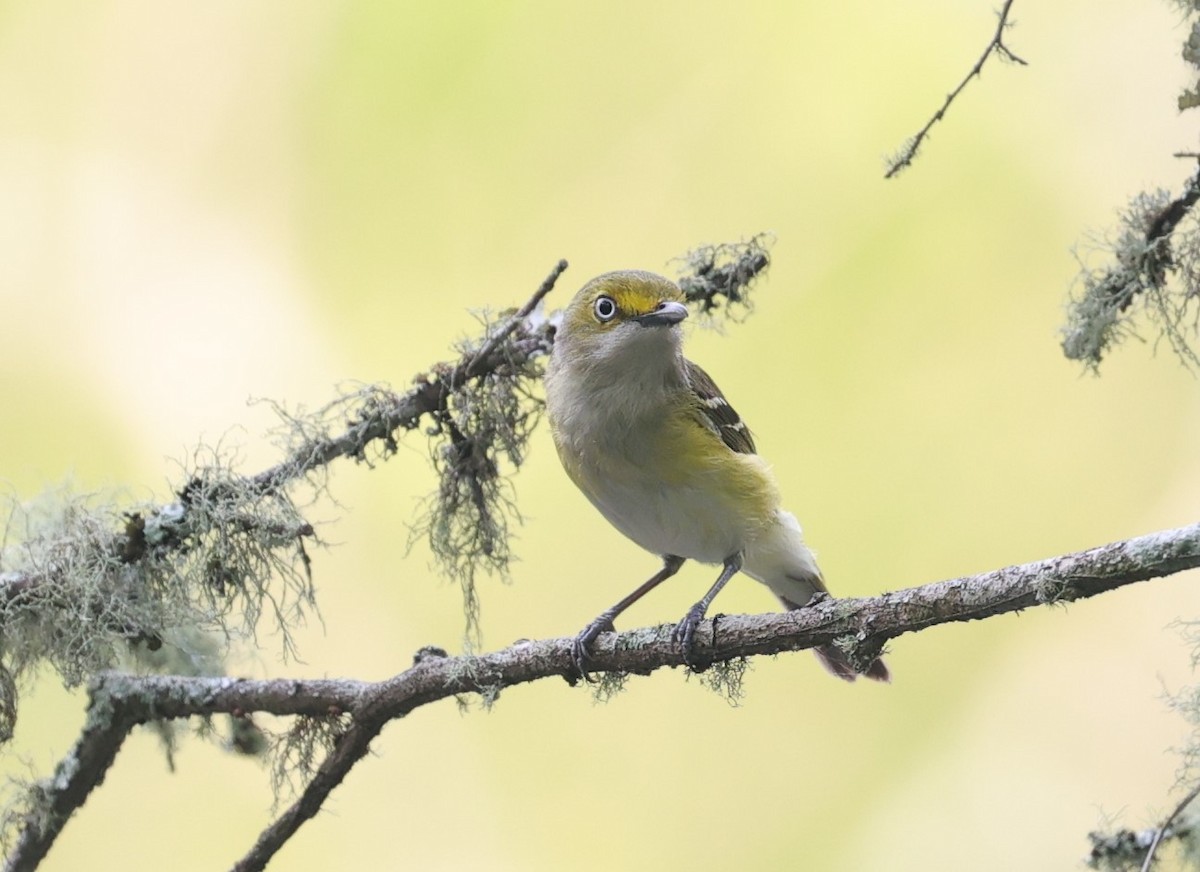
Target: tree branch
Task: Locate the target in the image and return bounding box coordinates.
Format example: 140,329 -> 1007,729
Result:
7,521 -> 1199,871
1139,781 -> 1200,872
1061,166 -> 1200,370
465,259 -> 567,379
0,240 -> 769,608
244,258 -> 569,499
3,699 -> 139,872
885,0 -> 1026,179
0,259 -> 569,607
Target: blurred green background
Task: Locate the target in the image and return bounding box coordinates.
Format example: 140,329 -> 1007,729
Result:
1,1 -> 1198,869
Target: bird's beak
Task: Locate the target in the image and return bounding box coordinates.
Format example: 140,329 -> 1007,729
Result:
633,300 -> 689,327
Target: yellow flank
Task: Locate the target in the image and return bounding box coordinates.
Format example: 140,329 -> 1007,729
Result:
551,386 -> 779,564
665,397 -> 778,517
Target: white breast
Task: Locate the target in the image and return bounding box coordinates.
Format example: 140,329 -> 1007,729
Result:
546,320 -> 771,564
575,452 -> 752,564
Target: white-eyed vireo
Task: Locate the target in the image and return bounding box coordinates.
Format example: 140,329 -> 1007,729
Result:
544,270 -> 889,682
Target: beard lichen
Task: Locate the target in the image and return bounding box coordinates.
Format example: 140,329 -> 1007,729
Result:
673,234 -> 773,323
410,311 -> 546,651
1063,180 -> 1200,372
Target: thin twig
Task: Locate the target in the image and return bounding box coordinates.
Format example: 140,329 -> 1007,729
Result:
7,521 -> 1200,871
232,699 -> 392,872
885,0 -> 1026,179
465,259 -> 568,378
1139,781 -> 1200,872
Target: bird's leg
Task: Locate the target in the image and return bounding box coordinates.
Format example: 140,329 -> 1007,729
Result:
673,552 -> 744,668
572,555 -> 686,680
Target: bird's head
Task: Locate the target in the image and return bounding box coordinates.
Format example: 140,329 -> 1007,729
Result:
553,270 -> 689,371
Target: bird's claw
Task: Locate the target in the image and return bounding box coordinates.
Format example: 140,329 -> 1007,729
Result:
672,604 -> 707,670
571,617 -> 615,681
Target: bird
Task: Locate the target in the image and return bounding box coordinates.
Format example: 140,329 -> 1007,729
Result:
543,269 -> 889,682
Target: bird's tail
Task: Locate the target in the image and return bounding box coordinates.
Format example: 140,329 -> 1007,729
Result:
744,511 -> 890,683
818,646 -> 891,682
779,593 -> 891,683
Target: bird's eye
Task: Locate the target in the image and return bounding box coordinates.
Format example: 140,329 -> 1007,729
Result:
593,295 -> 617,322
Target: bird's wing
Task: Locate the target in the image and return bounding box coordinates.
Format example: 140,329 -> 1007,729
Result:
683,359 -> 757,455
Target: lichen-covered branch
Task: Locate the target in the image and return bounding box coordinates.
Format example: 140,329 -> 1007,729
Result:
0,240 -> 777,869
1058,4 -> 1200,374
2,693 -> 139,872
673,234 -> 772,318
1062,168 -> 1200,371
6,521 -> 1198,871
0,240 -> 773,684
0,260 -> 571,742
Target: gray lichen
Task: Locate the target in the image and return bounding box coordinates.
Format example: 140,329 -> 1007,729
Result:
1062,184 -> 1200,372
674,234 -> 773,321
410,309 -> 547,650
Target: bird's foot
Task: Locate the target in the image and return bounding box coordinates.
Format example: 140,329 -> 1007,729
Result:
571,617 -> 616,681
671,603 -> 708,670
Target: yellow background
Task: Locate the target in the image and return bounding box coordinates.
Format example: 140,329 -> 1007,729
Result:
1,2 -> 1199,870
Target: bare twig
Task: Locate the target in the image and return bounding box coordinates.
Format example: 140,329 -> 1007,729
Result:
7,521 -> 1199,871
465,259 -> 568,378
885,0 -> 1026,179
